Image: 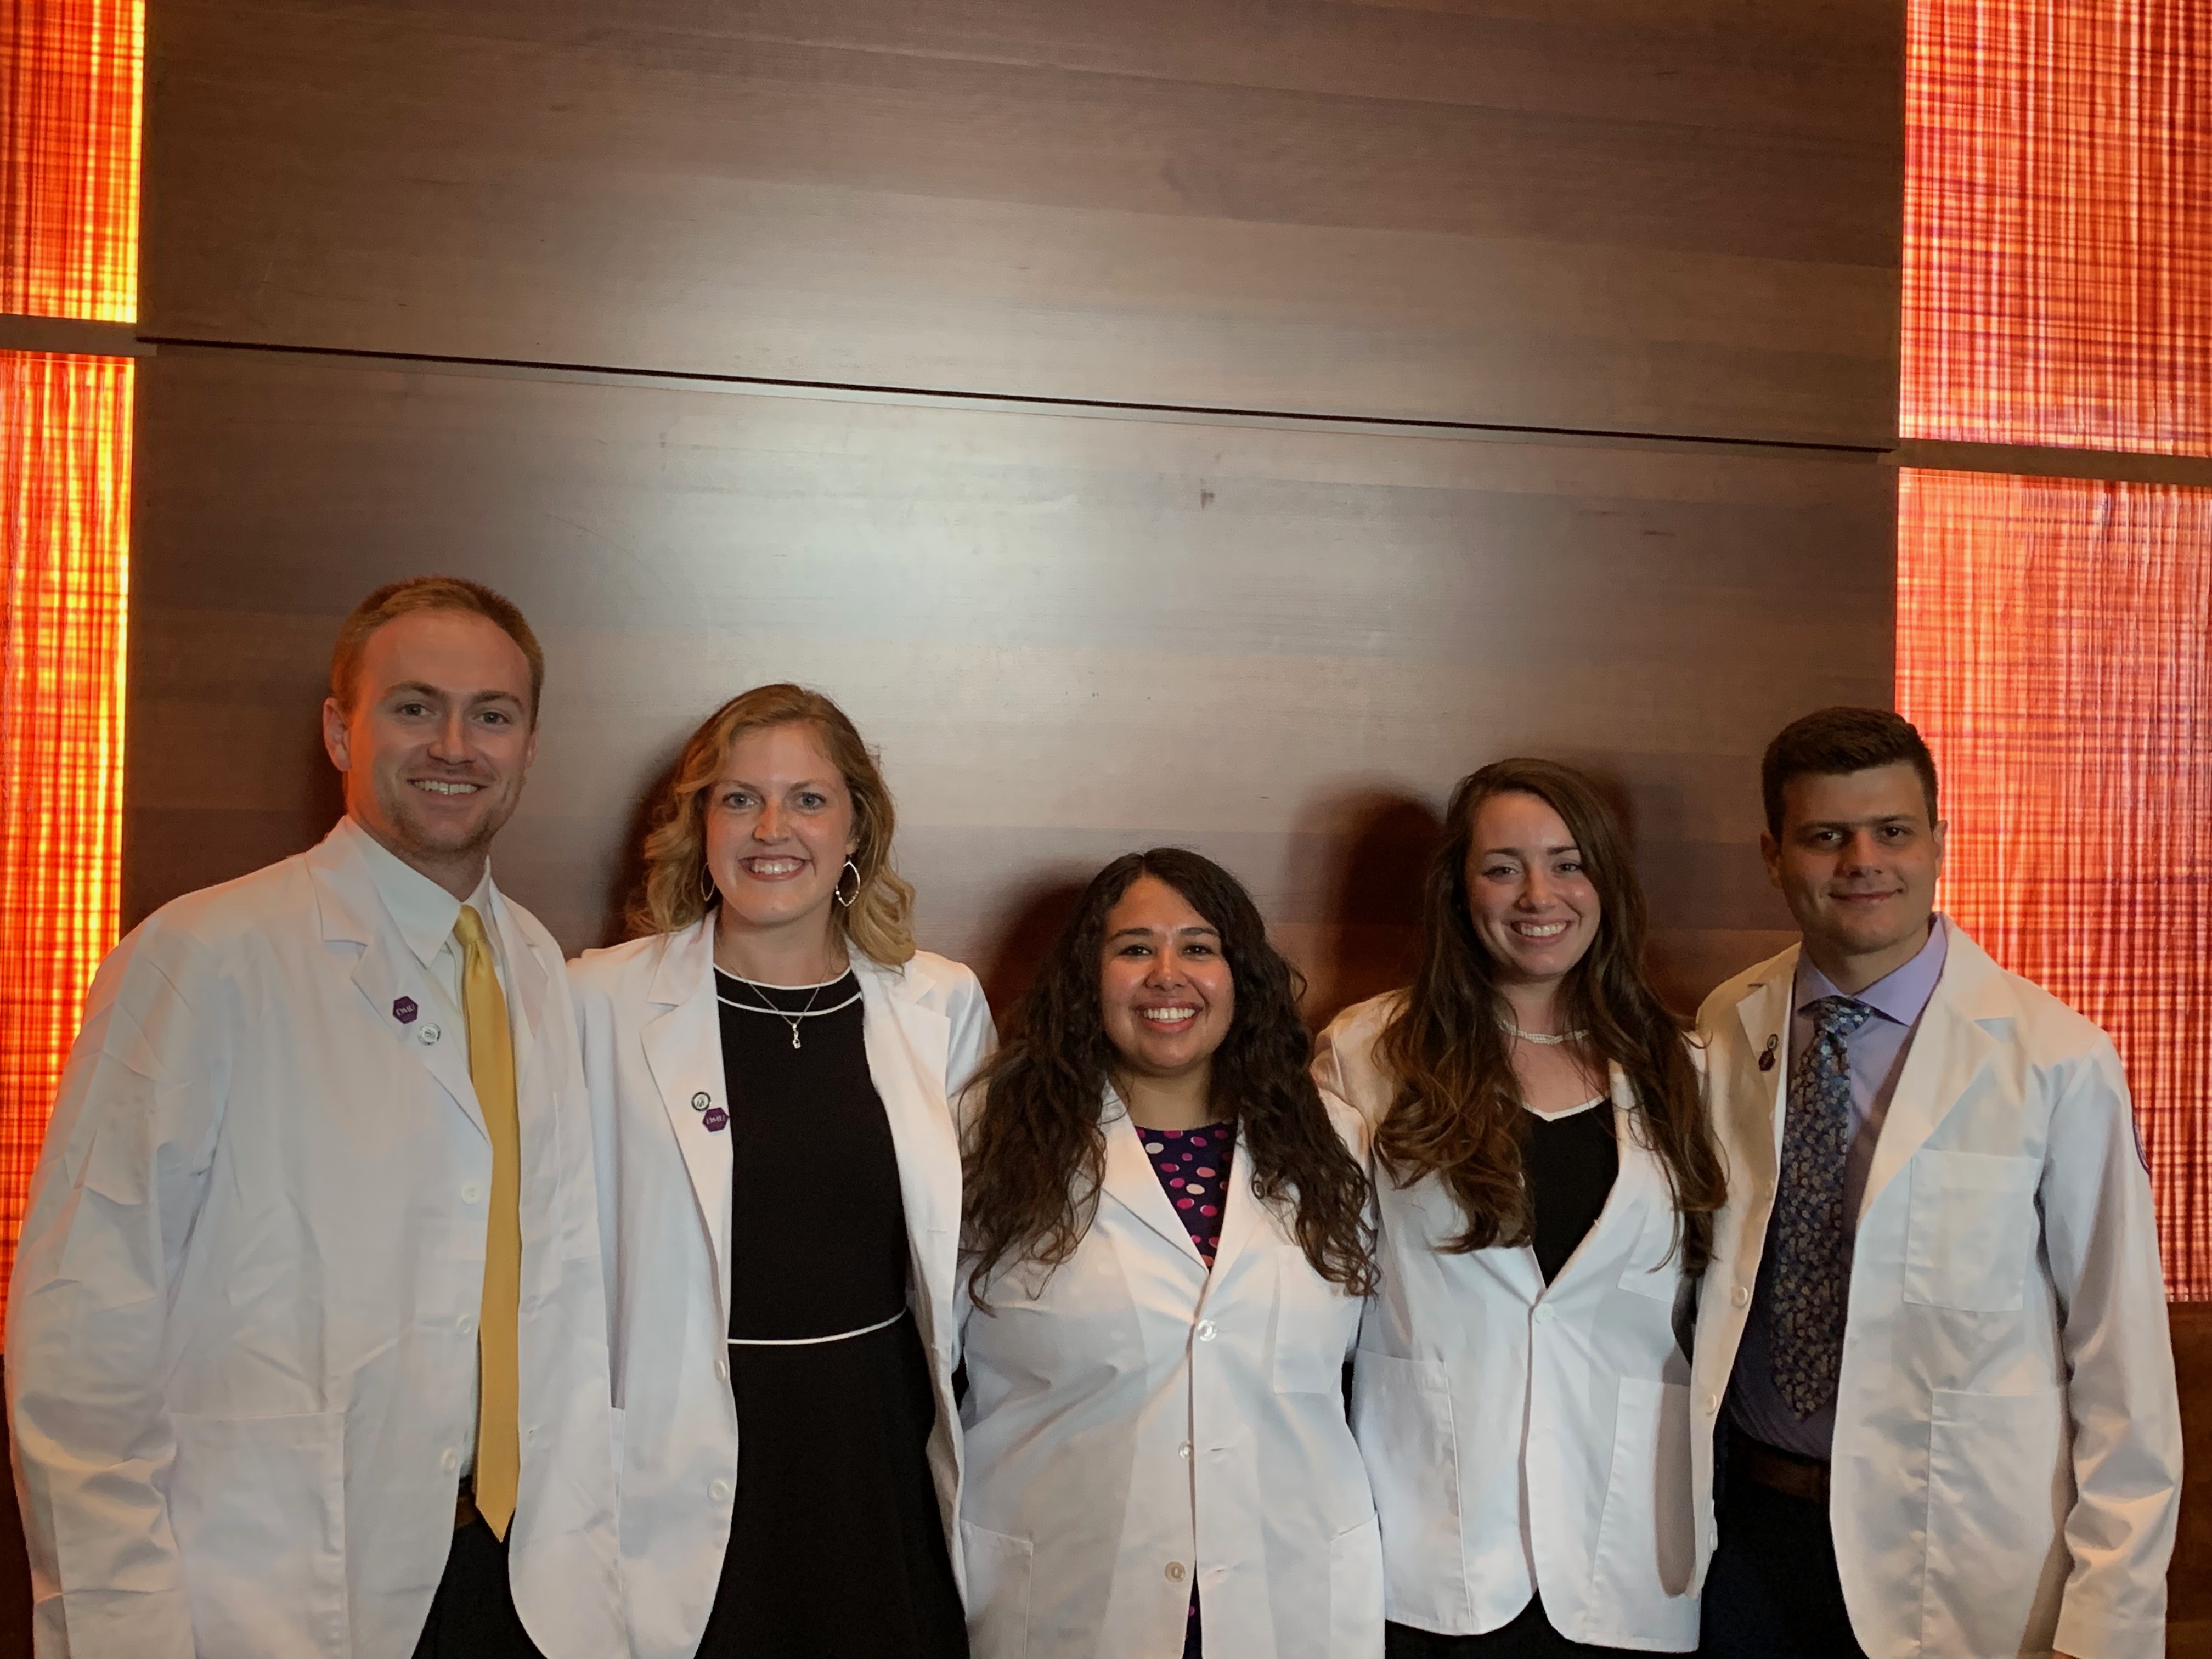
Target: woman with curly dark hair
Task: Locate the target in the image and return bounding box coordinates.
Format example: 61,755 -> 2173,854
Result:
958,848 -> 1381,1659
1314,760 -> 1726,1658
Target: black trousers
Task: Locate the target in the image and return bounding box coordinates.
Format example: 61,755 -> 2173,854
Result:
1387,1597 -> 1639,1657
411,1517 -> 546,1659
1698,1451 -> 1869,1659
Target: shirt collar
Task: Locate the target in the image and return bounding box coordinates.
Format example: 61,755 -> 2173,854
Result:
1793,913 -> 1950,1029
334,814 -> 496,973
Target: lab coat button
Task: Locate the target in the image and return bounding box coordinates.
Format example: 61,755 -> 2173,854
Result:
419,1023 -> 441,1045
441,1448 -> 459,1472
461,1183 -> 484,1204
709,1479 -> 731,1503
1731,1284 -> 1751,1308
1195,1321 -> 1217,1342
715,1358 -> 730,1381
1178,1441 -> 1192,1460
1703,1393 -> 1720,1414
1533,1304 -> 1556,1325
1165,1562 -> 1187,1583
457,1314 -> 475,1335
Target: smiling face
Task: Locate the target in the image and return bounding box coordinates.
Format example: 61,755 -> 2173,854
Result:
1098,874 -> 1237,1088
321,608 -> 538,897
1763,762 -> 1945,990
703,720 -> 860,955
1464,789 -> 1602,989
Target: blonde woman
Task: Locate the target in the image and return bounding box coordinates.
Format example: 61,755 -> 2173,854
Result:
570,684 -> 992,1659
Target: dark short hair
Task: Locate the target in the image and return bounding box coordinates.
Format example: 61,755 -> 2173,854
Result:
1761,707 -> 1939,837
330,576 -> 544,722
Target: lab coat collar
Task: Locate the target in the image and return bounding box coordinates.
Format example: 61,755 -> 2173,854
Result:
1856,927 -> 2011,1220
855,953 -> 962,1321
1099,1091 -> 1209,1271
639,918 -> 732,1324
1729,953 -> 1797,1183
307,820 -> 488,1140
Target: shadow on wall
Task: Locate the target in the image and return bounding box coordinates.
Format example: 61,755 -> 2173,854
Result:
595,732 -> 693,949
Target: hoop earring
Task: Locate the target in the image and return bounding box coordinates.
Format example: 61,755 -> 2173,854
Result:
699,862 -> 718,904
834,858 -> 861,909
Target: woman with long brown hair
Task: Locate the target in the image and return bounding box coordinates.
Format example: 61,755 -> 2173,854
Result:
959,848 -> 1382,1659
569,684 -> 992,1659
1316,760 -> 1725,1657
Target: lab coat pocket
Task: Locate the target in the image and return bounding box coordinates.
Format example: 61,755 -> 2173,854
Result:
1923,1387 -> 2069,1657
1274,1244 -> 1354,1394
169,1409 -> 348,1657
1328,1513 -> 1385,1657
1348,1352 -> 1459,1627
1901,1152 -> 2040,1312
960,1520 -> 1033,1659
1589,1378 -> 1697,1617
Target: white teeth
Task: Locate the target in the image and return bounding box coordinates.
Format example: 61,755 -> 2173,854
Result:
1142,1007 -> 1198,1023
746,859 -> 803,875
414,780 -> 481,795
1516,922 -> 1568,938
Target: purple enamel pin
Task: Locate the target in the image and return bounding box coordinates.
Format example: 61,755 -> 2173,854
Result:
393,996 -> 419,1025
702,1109 -> 729,1132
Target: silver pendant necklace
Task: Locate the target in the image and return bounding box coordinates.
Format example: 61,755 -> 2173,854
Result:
717,972 -> 857,1049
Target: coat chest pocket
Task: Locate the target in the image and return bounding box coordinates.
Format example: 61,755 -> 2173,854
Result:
1901,1151 -> 2040,1312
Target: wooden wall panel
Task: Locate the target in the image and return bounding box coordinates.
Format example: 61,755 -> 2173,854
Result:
143,0 -> 1904,447
129,345 -> 1892,1019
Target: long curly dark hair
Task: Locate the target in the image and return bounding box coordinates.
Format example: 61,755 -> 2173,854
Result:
1374,759 -> 1725,1271
963,848 -> 1376,1304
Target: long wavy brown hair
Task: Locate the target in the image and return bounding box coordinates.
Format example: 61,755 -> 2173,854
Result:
1375,759 -> 1724,1269
628,684 -> 916,964
963,848 -> 1375,1304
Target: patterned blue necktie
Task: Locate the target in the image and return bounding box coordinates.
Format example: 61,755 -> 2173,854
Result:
1769,994 -> 1875,1417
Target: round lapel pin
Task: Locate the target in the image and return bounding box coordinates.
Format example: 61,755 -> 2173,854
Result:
1758,1033 -> 1780,1071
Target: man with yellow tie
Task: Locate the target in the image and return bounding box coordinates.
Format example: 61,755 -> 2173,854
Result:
8,578 -> 618,1659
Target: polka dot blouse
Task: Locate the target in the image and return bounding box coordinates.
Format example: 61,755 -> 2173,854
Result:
1139,1121 -> 1238,1266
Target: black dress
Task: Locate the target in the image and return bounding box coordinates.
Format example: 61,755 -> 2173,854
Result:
693,968 -> 968,1659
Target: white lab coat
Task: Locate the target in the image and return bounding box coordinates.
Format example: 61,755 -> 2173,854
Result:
1693,929 -> 2182,1659
5,822 -> 620,1659
957,1087 -> 1384,1659
567,918 -> 993,1659
1316,995 -> 1709,1651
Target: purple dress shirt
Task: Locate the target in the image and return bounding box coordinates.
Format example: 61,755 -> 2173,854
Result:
1728,917 -> 1950,1459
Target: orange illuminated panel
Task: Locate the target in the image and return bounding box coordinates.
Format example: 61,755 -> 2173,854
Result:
1903,0 -> 2212,452
1897,468 -> 2212,1297
0,351 -> 131,1315
0,0 -> 143,320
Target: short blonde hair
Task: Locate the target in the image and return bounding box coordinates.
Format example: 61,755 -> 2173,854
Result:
629,684 -> 916,965
330,575 -> 545,721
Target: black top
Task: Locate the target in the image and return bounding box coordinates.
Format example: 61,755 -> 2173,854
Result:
716,968 -> 907,1340
1521,1098 -> 1618,1283
697,968 -> 967,1659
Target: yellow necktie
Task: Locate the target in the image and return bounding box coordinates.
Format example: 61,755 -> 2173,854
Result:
455,903 -> 521,1540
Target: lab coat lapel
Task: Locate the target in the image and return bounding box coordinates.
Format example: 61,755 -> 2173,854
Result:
1207,1118 -> 1268,1283
858,958 -> 962,1314
1857,929 -> 2007,1223
1729,957 -> 1796,1187
311,830 -> 486,1139
641,920 -> 733,1324
1099,1097 -> 1207,1269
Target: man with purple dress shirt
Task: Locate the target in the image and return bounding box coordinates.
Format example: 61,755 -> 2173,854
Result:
1691,708 -> 2180,1659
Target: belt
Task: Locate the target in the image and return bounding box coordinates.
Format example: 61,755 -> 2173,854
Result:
1736,1436 -> 1831,1504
